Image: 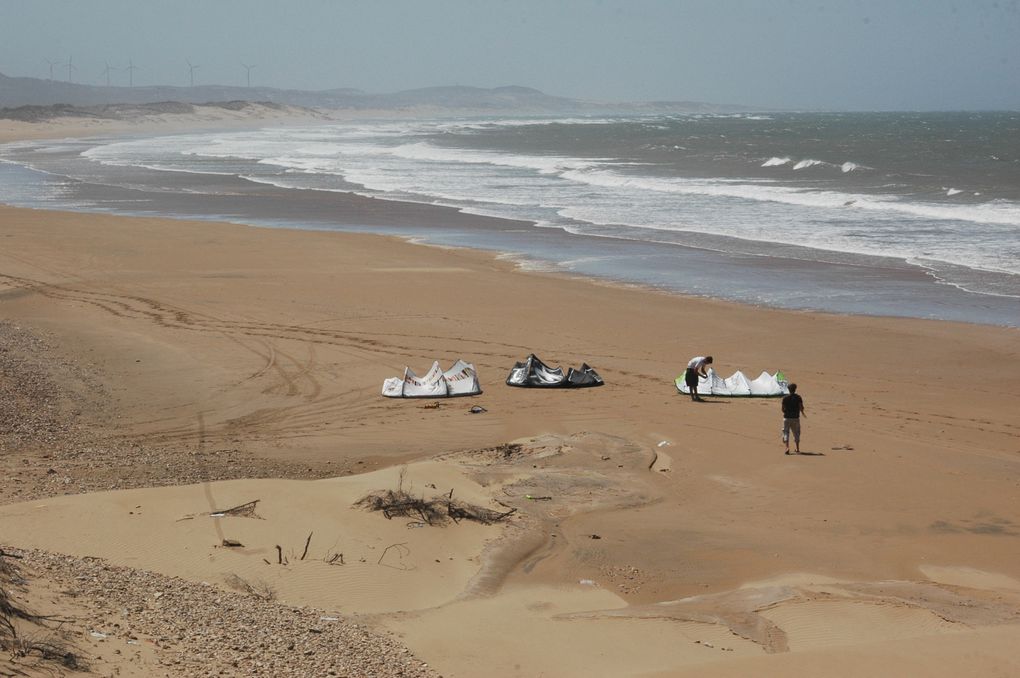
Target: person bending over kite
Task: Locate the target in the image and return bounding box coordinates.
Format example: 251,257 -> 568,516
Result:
685,355 -> 713,402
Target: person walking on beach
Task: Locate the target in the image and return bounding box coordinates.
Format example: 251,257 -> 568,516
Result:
685,355 -> 713,402
782,383 -> 806,454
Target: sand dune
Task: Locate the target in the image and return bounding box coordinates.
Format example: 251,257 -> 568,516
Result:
0,463 -> 501,615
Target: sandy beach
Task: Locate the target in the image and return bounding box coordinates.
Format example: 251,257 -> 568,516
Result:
2,117 -> 1020,676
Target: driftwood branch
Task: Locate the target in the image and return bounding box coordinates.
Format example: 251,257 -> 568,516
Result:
377,543 -> 411,569
300,532 -> 313,561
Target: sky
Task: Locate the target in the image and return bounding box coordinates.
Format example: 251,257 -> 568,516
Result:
1,0 -> 1018,111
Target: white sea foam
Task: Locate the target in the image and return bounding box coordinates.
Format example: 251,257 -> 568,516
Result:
946,188 -> 963,196
383,141 -> 598,175
841,162 -> 860,173
239,175 -> 346,192
792,159 -> 826,170
762,157 -> 790,167
573,168 -> 1020,226
257,156 -> 346,174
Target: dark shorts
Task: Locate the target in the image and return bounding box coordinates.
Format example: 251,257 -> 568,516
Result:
783,418 -> 801,443
685,368 -> 699,388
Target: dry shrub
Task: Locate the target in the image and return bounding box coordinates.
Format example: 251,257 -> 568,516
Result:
1,549 -> 83,671
223,574 -> 276,601
355,489 -> 515,526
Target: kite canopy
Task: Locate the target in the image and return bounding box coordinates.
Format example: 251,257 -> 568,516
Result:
675,369 -> 788,397
382,360 -> 481,398
506,354 -> 603,388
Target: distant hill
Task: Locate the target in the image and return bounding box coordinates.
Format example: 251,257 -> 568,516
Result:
0,101 -> 310,123
0,71 -> 748,114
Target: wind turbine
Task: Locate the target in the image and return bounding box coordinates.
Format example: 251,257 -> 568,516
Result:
125,59 -> 138,87
100,61 -> 117,87
45,58 -> 59,80
65,55 -> 77,83
186,59 -> 200,87
242,63 -> 255,88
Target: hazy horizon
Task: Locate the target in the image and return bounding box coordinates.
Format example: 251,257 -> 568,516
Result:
1,0 -> 1018,111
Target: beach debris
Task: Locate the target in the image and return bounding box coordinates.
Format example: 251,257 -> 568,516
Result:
831,444 -> 855,450
324,552 -> 344,565
421,401 -> 441,409
657,440 -> 671,447
377,543 -> 412,570
579,579 -> 597,586
300,532 -> 313,560
524,494 -> 553,501
589,534 -> 602,540
223,574 -> 276,601
357,488 -> 516,526
221,539 -> 244,548
468,405 -> 487,414
209,499 -> 262,519
89,630 -> 108,639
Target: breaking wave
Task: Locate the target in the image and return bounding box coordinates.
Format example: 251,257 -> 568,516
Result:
792,159 -> 826,170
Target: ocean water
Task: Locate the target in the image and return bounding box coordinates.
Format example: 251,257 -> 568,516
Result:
1,112 -> 1019,326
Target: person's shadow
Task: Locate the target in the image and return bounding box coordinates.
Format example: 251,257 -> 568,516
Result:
792,450 -> 825,456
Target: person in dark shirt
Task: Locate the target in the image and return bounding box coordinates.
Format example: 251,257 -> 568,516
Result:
781,383 -> 806,455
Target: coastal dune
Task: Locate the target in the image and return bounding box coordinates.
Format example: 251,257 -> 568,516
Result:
1,122 -> 1020,675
